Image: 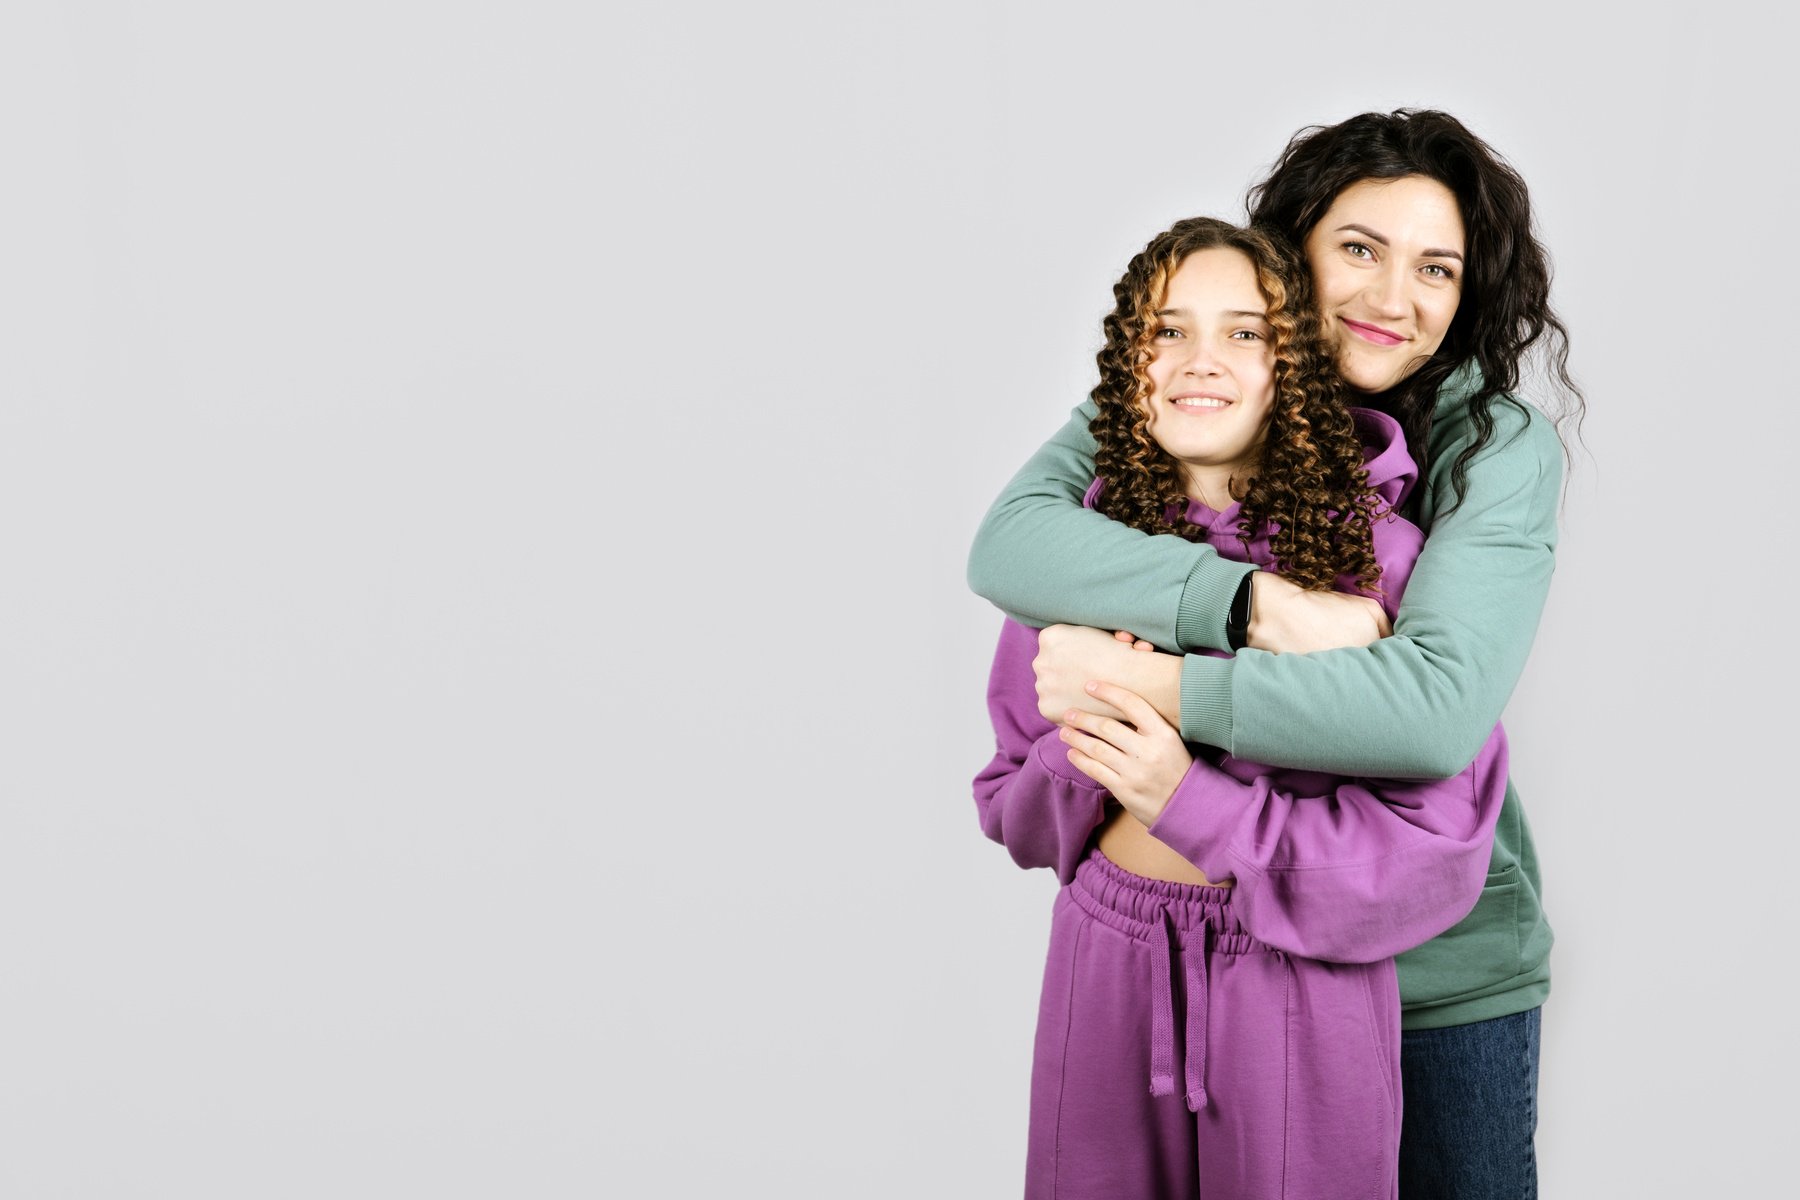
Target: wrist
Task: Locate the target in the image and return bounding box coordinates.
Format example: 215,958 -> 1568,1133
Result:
1244,572 -> 1293,652
1226,571 -> 1255,652
1177,559 -> 1256,653
1127,651 -> 1184,729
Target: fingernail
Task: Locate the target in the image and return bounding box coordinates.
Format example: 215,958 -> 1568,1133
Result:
1085,681 -> 1098,693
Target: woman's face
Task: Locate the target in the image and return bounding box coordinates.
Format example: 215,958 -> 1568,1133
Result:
1303,175 -> 1465,395
1142,247 -> 1277,492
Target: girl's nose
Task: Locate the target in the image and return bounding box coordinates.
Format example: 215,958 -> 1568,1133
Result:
1182,338 -> 1224,375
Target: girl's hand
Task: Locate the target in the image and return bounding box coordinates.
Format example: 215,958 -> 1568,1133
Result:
1248,573 -> 1391,654
1059,681 -> 1193,828
1114,630 -> 1155,651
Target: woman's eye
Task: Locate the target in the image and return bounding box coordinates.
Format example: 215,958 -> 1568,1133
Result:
1421,263 -> 1456,281
1345,242 -> 1373,260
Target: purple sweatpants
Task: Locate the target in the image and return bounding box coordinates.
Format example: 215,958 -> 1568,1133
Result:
1028,851 -> 1401,1199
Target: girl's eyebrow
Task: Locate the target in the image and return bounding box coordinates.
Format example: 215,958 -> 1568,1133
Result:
1155,307 -> 1270,320
1336,222 -> 1464,262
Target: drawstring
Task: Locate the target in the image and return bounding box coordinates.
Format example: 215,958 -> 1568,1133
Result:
1185,922 -> 1210,1112
1146,909 -> 1212,1111
1148,911 -> 1177,1100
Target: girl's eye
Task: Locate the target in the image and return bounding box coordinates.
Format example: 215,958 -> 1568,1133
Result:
1230,330 -> 1262,341
1153,327 -> 1182,340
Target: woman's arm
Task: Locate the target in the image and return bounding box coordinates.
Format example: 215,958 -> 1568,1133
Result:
968,402 -> 1390,657
973,388 -> 1563,778
965,400 -> 1253,653
1218,396 -> 1562,777
971,619 -> 1110,884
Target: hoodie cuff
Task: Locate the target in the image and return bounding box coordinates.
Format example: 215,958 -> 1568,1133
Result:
1179,653 -> 1234,748
1032,731 -> 1108,788
1148,759 -> 1242,876
1175,558 -> 1257,653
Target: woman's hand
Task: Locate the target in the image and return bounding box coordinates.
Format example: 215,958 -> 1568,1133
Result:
1059,681 -> 1192,828
1248,573 -> 1391,654
1034,625 -> 1182,728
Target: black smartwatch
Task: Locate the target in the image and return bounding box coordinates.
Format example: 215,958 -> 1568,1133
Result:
1225,571 -> 1255,652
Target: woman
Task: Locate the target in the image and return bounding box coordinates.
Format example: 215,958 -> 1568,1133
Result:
966,109 -> 1582,1199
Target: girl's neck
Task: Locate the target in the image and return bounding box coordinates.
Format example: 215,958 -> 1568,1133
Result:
1183,464 -> 1251,513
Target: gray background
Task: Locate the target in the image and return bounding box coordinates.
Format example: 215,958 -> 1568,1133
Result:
2,1 -> 1794,1195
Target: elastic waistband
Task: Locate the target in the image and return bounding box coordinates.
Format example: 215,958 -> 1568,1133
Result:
1070,849 -> 1269,956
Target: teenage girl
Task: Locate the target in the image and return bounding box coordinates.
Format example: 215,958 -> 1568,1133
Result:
967,110 -> 1580,1200
976,216 -> 1505,1200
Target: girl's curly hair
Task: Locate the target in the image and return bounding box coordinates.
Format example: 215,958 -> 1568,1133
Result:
1090,217 -> 1382,594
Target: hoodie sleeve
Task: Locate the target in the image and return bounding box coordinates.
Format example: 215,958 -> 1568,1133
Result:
964,400 -> 1256,653
972,619 -> 1110,884
1146,726 -> 1510,964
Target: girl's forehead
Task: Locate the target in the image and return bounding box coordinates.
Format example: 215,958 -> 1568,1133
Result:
1162,249 -> 1271,314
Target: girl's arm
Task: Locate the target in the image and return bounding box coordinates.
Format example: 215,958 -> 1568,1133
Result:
970,386 -> 1562,779
1149,731 -> 1509,964
1067,681 -> 1507,965
971,619 -> 1110,884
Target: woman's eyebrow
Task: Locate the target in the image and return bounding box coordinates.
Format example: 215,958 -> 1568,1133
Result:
1337,222 -> 1464,262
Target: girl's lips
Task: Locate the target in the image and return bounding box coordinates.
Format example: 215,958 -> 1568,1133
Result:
1342,318 -> 1405,347
1168,395 -> 1232,413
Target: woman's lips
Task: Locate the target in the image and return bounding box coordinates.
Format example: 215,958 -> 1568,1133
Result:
1342,318 -> 1405,347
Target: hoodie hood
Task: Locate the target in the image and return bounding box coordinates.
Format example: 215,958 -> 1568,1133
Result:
1352,406 -> 1418,512
1083,406 -> 1419,524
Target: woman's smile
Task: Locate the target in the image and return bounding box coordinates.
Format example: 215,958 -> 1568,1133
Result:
1340,317 -> 1405,347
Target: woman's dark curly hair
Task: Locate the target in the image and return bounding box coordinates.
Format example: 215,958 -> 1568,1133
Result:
1248,108 -> 1584,514
1090,217 -> 1382,594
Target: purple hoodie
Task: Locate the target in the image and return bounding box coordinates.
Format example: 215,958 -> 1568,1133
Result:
973,409 -> 1508,965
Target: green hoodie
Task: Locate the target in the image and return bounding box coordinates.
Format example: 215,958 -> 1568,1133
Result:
966,367 -> 1561,1029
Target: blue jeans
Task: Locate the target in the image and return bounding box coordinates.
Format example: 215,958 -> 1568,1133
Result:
1398,1007 -> 1541,1200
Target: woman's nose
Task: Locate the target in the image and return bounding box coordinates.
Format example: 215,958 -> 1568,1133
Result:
1364,265 -> 1407,316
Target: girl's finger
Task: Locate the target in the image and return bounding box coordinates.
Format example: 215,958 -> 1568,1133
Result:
1063,706 -> 1139,749
1061,726 -> 1124,766
1064,747 -> 1119,790
1086,681 -> 1169,736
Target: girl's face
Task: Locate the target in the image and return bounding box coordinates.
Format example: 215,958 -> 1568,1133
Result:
1303,175 -> 1465,395
1142,247 -> 1277,495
